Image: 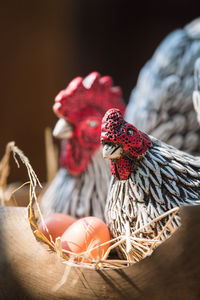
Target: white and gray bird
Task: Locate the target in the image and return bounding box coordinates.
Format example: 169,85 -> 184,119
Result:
101,108 -> 200,259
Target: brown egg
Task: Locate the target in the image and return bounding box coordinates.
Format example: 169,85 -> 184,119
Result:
61,216 -> 111,262
38,213 -> 76,242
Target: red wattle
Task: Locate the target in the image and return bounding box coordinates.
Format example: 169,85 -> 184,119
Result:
60,139 -> 100,175
111,157 -> 132,180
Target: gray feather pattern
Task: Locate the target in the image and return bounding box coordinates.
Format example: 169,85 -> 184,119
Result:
154,185 -> 165,204
169,160 -> 187,173
41,148 -> 110,219
143,156 -> 158,172
135,172 -> 146,191
177,175 -> 196,187
149,150 -> 166,164
130,182 -> 144,203
150,185 -> 164,204
137,164 -> 150,177
186,165 -> 200,177
161,166 -> 178,180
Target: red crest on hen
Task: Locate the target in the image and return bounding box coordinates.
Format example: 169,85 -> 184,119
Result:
101,108 -> 152,180
53,72 -> 125,122
53,72 -> 125,175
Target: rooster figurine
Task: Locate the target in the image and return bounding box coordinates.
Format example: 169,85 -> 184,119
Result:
41,72 -> 125,219
126,18 -> 200,154
101,108 -> 200,258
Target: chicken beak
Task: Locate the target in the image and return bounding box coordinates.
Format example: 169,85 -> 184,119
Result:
102,143 -> 122,159
53,118 -> 73,139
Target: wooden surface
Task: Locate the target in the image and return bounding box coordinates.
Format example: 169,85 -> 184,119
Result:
0,205 -> 200,299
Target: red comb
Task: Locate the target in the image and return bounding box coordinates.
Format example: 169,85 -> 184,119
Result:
53,72 -> 125,123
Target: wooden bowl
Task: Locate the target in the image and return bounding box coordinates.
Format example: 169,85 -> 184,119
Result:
0,205 -> 200,300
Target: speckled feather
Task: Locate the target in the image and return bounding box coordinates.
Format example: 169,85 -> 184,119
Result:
41,148 -> 111,219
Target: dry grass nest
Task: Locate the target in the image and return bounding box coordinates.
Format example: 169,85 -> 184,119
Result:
0,141 -> 180,272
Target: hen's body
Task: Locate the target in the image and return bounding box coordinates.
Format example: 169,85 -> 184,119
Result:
101,109 -> 200,258
126,18 -> 200,154
41,148 -> 110,218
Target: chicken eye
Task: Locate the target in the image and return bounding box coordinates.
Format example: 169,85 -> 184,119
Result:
127,128 -> 135,135
87,120 -> 98,128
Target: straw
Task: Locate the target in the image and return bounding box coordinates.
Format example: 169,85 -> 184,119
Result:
0,141 -> 180,270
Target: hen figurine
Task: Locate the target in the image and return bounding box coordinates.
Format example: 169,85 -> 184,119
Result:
126,18 -> 200,154
101,108 -> 200,258
41,72 -> 125,219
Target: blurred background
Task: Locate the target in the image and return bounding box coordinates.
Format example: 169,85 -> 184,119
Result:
0,0 -> 200,183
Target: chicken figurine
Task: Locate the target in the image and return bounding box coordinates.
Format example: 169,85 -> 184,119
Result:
126,18 -> 200,155
101,108 -> 200,258
41,72 -> 125,219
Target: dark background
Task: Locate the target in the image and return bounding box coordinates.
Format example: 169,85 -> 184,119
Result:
0,0 -> 199,183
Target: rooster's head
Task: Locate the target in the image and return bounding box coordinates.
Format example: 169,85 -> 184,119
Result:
101,108 -> 152,180
53,73 -> 125,175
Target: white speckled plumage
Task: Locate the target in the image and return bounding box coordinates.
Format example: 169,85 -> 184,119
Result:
41,148 -> 110,219
105,135 -> 200,258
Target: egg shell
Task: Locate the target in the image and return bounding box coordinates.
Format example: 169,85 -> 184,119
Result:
61,216 -> 111,262
38,213 -> 76,242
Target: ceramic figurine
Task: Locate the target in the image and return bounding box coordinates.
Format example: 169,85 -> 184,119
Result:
41,72 -> 125,219
101,108 -> 200,258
